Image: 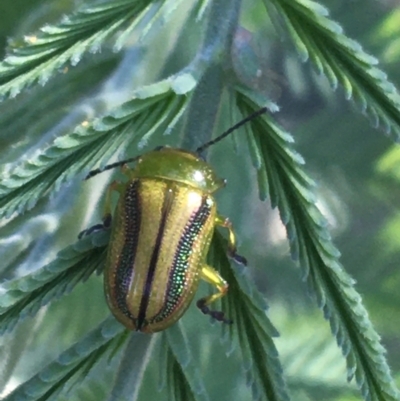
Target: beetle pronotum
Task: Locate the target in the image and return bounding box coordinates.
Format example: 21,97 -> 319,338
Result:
80,108 -> 267,333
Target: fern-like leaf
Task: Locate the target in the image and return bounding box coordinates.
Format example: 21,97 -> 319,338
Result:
265,0 -> 400,140
0,230 -> 109,335
210,231 -> 290,401
158,323 -> 210,401
0,78 -> 193,218
0,0 -> 157,99
1,316 -> 128,401
235,91 -> 399,401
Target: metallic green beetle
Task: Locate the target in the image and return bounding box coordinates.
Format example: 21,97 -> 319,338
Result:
80,108 -> 266,333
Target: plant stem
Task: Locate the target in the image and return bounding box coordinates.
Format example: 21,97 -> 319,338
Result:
182,0 -> 242,152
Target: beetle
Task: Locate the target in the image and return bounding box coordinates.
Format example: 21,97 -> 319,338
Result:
80,108 -> 267,333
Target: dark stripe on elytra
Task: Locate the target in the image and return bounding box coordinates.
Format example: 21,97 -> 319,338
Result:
136,186 -> 174,330
115,180 -> 141,322
150,196 -> 212,324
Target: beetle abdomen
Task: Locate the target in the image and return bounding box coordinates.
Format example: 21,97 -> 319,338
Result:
104,178 -> 216,332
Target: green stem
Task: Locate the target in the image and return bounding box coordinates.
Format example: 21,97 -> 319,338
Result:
182,0 -> 242,152
181,64 -> 224,151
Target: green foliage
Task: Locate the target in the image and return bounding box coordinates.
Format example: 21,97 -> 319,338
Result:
3,317 -> 128,401
0,0 -> 157,98
265,0 -> 400,139
0,1 -> 399,401
211,231 -> 290,401
0,79 -> 190,217
235,92 -> 398,400
161,324 -> 211,401
0,230 -> 108,335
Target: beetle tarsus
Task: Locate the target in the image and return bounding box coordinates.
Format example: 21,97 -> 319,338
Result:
233,253 -> 247,266
196,299 -> 233,325
78,214 -> 113,239
78,223 -> 104,239
228,249 -> 247,266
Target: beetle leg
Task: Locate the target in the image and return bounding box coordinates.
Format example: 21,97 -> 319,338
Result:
102,180 -> 125,225
197,265 -> 232,324
215,215 -> 247,265
78,181 -> 124,238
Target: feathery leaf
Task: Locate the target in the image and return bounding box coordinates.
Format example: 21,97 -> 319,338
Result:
159,323 -> 210,401
0,78 -> 192,218
1,316 -> 128,401
210,232 -> 290,401
235,90 -> 400,401
0,0 -> 157,99
265,0 -> 400,141
0,230 -> 109,336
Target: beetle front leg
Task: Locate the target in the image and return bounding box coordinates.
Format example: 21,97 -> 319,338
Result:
78,181 -> 124,238
215,215 -> 247,265
197,264 -> 232,324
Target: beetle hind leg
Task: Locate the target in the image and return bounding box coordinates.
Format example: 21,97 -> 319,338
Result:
197,265 -> 232,324
215,215 -> 247,266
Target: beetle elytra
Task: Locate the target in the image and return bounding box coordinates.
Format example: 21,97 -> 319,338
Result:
80,108 -> 266,333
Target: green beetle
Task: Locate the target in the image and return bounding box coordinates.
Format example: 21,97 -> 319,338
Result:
80,108 -> 266,333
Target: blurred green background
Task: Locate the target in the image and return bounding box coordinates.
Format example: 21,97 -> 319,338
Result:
0,1 -> 399,400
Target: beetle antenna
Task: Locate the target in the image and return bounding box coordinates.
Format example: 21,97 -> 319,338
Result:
195,107 -> 268,154
84,155 -> 142,180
